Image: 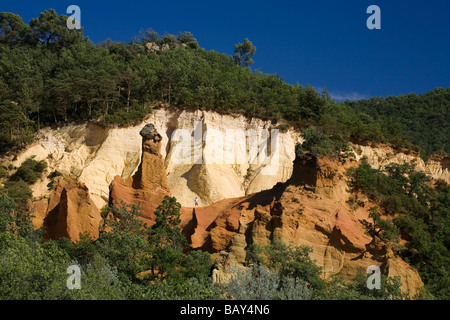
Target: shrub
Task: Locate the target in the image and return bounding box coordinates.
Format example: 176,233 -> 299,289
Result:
298,128 -> 354,160
1,180 -> 32,213
0,167 -> 7,179
225,264 -> 312,300
9,157 -> 47,185
100,105 -> 152,127
184,250 -> 213,279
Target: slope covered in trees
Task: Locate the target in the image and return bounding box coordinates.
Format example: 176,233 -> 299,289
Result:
346,90 -> 450,159
0,9 -> 448,159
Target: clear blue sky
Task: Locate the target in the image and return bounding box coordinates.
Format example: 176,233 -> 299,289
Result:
2,0 -> 449,100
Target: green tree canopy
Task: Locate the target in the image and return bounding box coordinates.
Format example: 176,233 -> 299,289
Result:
0,12 -> 34,46
233,38 -> 256,67
29,9 -> 84,48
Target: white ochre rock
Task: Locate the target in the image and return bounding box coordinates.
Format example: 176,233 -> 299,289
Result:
7,107 -> 449,209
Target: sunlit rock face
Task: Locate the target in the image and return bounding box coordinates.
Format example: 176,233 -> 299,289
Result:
11,107 -> 447,209
9,106 -> 439,297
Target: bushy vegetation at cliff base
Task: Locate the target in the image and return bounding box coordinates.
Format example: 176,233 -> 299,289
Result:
0,10 -> 448,160
0,193 -> 408,300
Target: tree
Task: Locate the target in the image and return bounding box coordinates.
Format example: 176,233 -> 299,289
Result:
0,194 -> 16,233
96,70 -> 119,117
97,201 -> 150,278
264,240 -> 325,292
161,34 -> 178,49
297,127 -> 354,160
177,31 -> 199,49
29,9 -> 84,48
352,271 -> 405,300
147,196 -> 186,277
9,157 -> 47,185
0,100 -> 34,152
149,196 -> 185,248
246,240 -> 325,295
1,180 -> 32,214
0,12 -> 34,46
118,68 -> 141,112
233,38 -> 256,67
138,28 -> 160,45
298,85 -> 327,121
184,250 -> 213,279
367,206 -> 399,243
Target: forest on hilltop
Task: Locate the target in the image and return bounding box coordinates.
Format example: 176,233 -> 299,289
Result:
0,9 -> 448,159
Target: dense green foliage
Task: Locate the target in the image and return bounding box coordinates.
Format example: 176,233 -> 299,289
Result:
0,10 -> 448,159
233,38 -> 256,67
296,127 -> 355,161
0,157 -> 46,213
346,90 -> 450,159
348,161 -> 450,299
9,157 -> 47,184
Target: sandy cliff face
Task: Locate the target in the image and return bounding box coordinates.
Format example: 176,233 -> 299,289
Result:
102,125 -> 425,296
4,107 -> 448,297
353,142 -> 450,182
7,108 -> 448,211
31,177 -> 101,241
208,155 -> 424,297
109,124 -> 171,224
8,107 -> 301,209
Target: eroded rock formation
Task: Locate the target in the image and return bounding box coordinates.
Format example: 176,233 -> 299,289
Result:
109,124 -> 170,225
7,108 -> 448,210
31,177 -> 101,241
13,109 -> 444,297
207,155 -> 424,297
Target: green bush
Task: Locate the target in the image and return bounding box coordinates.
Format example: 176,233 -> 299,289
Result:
100,105 -> 152,127
225,264 -> 312,300
320,273 -> 405,300
297,128 -> 354,160
9,157 -> 47,185
184,250 -> 213,279
1,180 -> 32,213
0,233 -> 70,300
0,166 -> 7,179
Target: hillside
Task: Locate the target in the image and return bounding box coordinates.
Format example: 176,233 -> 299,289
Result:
0,10 -> 449,159
0,9 -> 449,301
0,108 -> 449,299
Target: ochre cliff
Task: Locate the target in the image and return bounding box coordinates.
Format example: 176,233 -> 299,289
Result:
206,155 -> 424,297
177,152 -> 423,296
7,107 -> 302,209
4,108 -> 446,297
109,124 -> 170,224
31,177 -> 101,241
6,107 -> 448,210
90,123 -> 425,296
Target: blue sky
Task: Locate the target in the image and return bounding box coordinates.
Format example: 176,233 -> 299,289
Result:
2,0 -> 449,100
